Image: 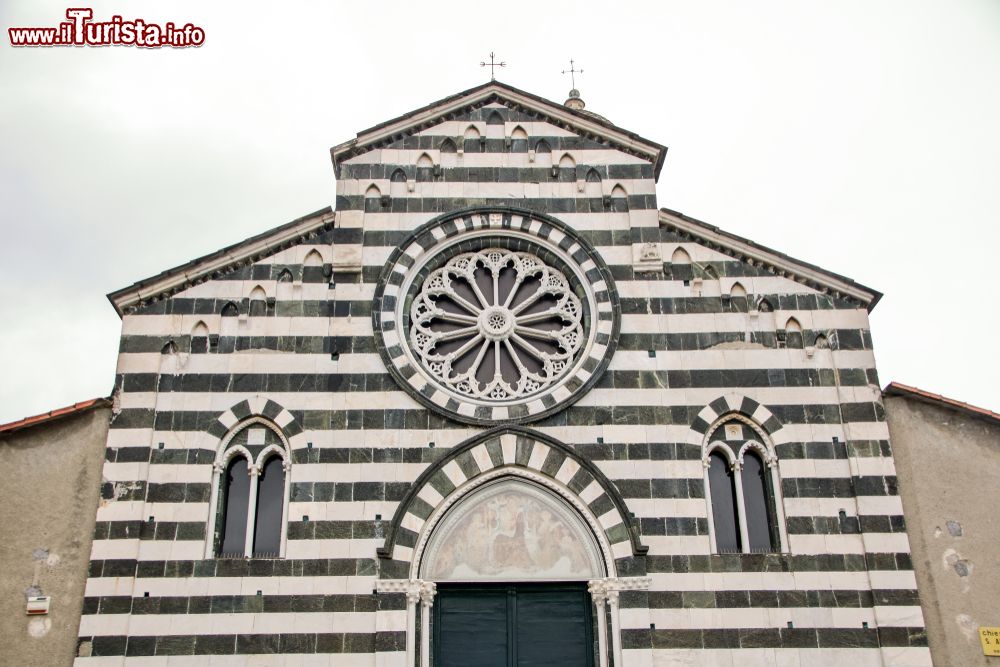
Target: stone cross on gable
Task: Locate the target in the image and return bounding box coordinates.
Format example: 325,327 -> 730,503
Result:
562,58 -> 583,89
480,52 -> 506,81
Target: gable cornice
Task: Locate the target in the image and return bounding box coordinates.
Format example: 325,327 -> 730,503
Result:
107,207 -> 335,318
330,81 -> 667,180
659,208 -> 882,311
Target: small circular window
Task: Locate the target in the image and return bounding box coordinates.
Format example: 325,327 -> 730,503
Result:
373,208 -> 619,424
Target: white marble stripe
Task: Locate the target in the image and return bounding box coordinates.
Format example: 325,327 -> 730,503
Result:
115,384 -> 880,413
86,574 -> 377,598
78,610 -> 381,637
111,349 -> 880,377
469,443 -> 494,475
645,570 -> 875,591
342,148 -> 651,168
354,210 -> 651,232
169,281 -> 335,300
91,496 -> 902,527
786,496 -> 905,517
100,422 -> 895,452
120,309 -> 872,337
526,443 -> 550,471
77,655 -> 380,666
643,606 -> 879,629
645,648 -> 922,667
867,570 -> 920,591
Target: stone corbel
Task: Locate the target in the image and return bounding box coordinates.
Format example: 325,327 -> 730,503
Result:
633,242 -> 663,273
331,244 -> 362,273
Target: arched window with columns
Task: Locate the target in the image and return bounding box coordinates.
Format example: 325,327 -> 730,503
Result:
702,414 -> 789,554
206,418 -> 291,559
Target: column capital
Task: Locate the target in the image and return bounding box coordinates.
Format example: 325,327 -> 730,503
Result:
588,579 -> 609,603
419,581 -> 437,606
606,589 -> 620,608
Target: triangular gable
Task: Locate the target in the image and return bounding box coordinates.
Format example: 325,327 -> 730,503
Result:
107,206 -> 335,317
659,208 -> 882,311
330,80 -> 667,180
106,83 -> 878,318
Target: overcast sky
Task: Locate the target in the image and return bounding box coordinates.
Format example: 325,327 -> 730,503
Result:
1,0 -> 998,423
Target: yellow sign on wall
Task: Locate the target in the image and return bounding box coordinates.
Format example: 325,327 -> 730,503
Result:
981,627 -> 1000,657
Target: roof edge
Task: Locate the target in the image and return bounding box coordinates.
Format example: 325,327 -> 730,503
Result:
330,80 -> 667,180
883,382 -> 1000,426
107,206 -> 335,318
0,397 -> 112,435
658,208 -> 882,311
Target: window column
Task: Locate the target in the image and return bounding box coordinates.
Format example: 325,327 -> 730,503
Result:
243,465 -> 260,558
587,580 -> 609,667
405,581 -> 421,666
377,579 -> 432,667
204,462 -> 224,558
702,458 -> 718,553
607,589 -> 623,667
591,577 -> 650,666
419,581 -> 436,667
732,460 -> 751,553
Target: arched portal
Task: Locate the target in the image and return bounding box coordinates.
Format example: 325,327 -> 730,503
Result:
421,477 -> 605,666
375,427 -> 650,667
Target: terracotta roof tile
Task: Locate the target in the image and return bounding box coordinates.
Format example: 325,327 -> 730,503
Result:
883,382 -> 1000,426
0,397 -> 111,435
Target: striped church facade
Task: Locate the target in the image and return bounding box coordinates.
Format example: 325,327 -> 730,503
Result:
75,82 -> 931,666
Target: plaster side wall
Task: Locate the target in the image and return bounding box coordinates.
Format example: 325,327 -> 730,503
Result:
0,407 -> 110,667
885,396 -> 1000,667
76,98 -> 929,666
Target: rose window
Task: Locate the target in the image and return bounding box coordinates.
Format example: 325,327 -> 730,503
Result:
409,248 -> 584,401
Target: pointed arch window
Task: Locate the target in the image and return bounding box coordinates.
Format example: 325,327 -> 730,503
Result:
510,125 -> 528,153
610,184 -> 628,212
558,153 -> 576,182
707,451 -> 741,553
207,420 -> 291,559
219,457 -> 250,557
248,286 -> 267,317
190,321 -> 209,354
533,139 -> 552,168
584,168 -> 602,197
703,417 -> 789,554
741,449 -> 779,552
783,317 -> 803,349
252,454 -> 285,557
365,184 -> 383,212
463,125 -> 482,153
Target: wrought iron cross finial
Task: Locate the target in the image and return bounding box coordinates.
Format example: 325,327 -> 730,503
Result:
562,58 -> 583,89
480,52 -> 506,81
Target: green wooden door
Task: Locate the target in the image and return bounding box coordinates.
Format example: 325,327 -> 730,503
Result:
434,583 -> 594,667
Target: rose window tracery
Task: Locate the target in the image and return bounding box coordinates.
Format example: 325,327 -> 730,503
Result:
409,249 -> 584,401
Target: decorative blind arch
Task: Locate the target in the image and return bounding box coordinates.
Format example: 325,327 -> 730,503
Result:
377,427 -> 646,579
